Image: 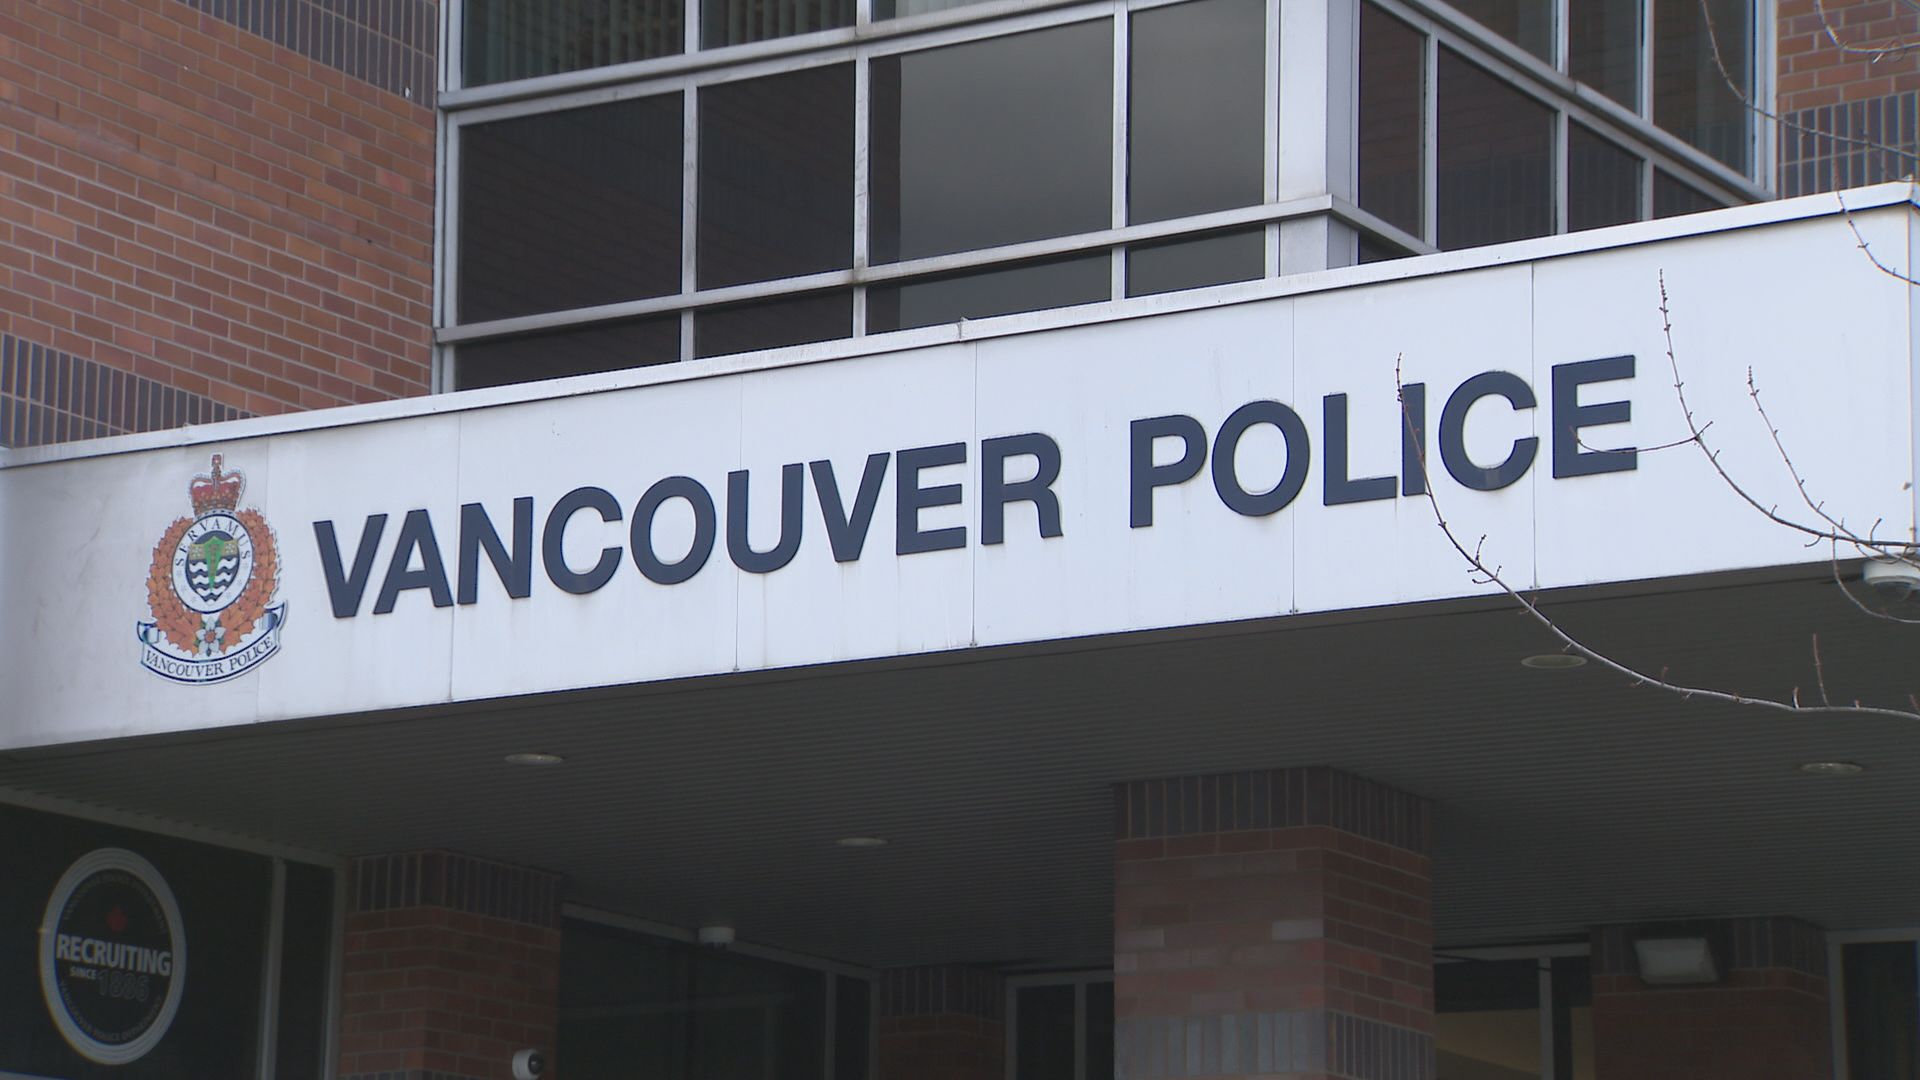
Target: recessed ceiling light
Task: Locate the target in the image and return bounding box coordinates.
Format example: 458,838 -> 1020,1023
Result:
504,752 -> 564,766
835,836 -> 887,848
1797,761 -> 1865,776
1520,653 -> 1587,670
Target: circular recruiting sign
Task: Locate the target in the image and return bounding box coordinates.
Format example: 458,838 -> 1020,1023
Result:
37,848 -> 187,1065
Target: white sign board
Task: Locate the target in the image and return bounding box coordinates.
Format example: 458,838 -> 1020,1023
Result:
1,203 -> 1914,749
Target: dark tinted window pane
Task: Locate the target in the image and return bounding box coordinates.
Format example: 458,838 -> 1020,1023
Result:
457,318 -> 681,388
871,24 -> 1113,262
274,862 -> 335,1080
1449,0 -> 1552,60
1436,959 -> 1540,1079
1359,236 -> 1410,263
1569,124 -> 1642,231
1845,942 -> 1918,1080
1551,957 -> 1595,1080
1086,981 -> 1115,1080
835,976 -> 871,1080
700,65 -> 854,288
1652,170 -> 1722,217
1129,0 -> 1266,223
1016,984 -> 1076,1080
465,0 -> 685,86
460,94 -> 683,323
1570,0 -> 1640,109
1360,4 -> 1425,239
1436,49 -> 1552,250
695,290 -> 853,357
1653,0 -> 1752,171
704,0 -> 853,46
1127,229 -> 1263,296
870,255 -> 1110,331
559,919 -> 826,1080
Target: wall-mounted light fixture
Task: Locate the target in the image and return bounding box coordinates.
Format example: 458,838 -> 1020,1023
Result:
1633,936 -> 1720,985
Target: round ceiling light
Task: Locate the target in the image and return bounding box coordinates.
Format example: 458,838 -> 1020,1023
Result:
1520,653 -> 1587,670
504,752 -> 565,766
1797,761 -> 1865,776
835,836 -> 888,848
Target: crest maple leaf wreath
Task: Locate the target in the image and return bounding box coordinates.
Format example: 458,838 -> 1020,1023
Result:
145,510 -> 280,656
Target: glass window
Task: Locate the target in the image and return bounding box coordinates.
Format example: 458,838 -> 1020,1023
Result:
1436,958 -> 1541,1080
1568,124 -> 1642,231
274,862 -> 335,1080
1128,0 -> 1266,224
869,255 -> 1111,332
1359,3 -> 1426,240
834,976 -> 872,1080
699,65 -> 855,289
1359,235 -> 1412,263
457,318 -> 682,389
1085,981 -> 1115,1080
1844,941 -> 1918,1079
874,0 -> 987,20
464,0 -> 685,87
1016,984 -> 1077,1079
871,23 -> 1113,263
704,0 -> 853,47
459,94 -> 684,323
1436,48 -> 1553,250
559,919 -> 827,1080
695,290 -> 854,357
1449,0 -> 1554,61
1652,169 -> 1722,217
1127,229 -> 1264,296
1551,957 -> 1596,1080
1653,0 -> 1752,172
1570,0 -> 1640,110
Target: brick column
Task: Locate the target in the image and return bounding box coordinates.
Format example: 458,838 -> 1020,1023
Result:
338,851 -> 565,1080
1115,767 -> 1434,1080
877,965 -> 1006,1080
1592,917 -> 1831,1080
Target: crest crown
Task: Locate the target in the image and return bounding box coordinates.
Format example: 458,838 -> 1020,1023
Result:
188,454 -> 244,514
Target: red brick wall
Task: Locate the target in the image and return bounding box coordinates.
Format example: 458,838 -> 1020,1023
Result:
877,1014 -> 1004,1080
339,905 -> 562,1079
1113,768 -> 1434,1080
1591,918 -> 1832,1080
1777,0 -> 1920,114
1593,968 -> 1831,1080
0,0 -> 435,419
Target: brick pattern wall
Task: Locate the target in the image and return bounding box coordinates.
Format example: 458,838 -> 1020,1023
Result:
1115,768 -> 1434,1080
0,0 -> 436,442
338,852 -> 563,1080
179,0 -> 437,103
1777,0 -> 1920,193
1,331 -> 247,447
1590,917 -> 1831,1080
877,965 -> 1005,1080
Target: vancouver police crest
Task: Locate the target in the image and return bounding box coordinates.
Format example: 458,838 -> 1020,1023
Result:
136,454 -> 286,683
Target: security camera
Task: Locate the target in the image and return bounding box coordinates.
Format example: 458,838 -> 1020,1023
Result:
697,924 -> 736,949
512,1048 -> 547,1080
1862,558 -> 1920,601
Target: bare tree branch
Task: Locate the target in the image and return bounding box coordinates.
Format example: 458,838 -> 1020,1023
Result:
1395,354 -> 1920,721
1812,0 -> 1920,59
1837,189 -> 1920,288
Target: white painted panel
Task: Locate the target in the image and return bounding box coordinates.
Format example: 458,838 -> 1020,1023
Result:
736,345 -> 977,669
973,301 -> 1298,646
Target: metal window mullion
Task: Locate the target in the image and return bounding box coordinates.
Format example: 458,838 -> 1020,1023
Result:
1263,0 -> 1281,277
853,53 -> 871,335
1422,32 -> 1439,247
255,858 -> 287,1080
1554,108 -> 1569,234
682,87 -> 699,361
1073,981 -> 1088,1080
1553,0 -> 1568,71
1638,0 -> 1653,119
1536,959 -> 1554,1079
1111,7 -> 1128,300
823,969 -> 837,1080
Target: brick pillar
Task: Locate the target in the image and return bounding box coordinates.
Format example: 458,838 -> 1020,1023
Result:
1592,917 -> 1832,1080
337,851 -> 565,1080
1115,767 -> 1434,1080
876,965 -> 1006,1080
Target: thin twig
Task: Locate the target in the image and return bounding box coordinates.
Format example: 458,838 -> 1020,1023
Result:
1395,355 -> 1920,722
